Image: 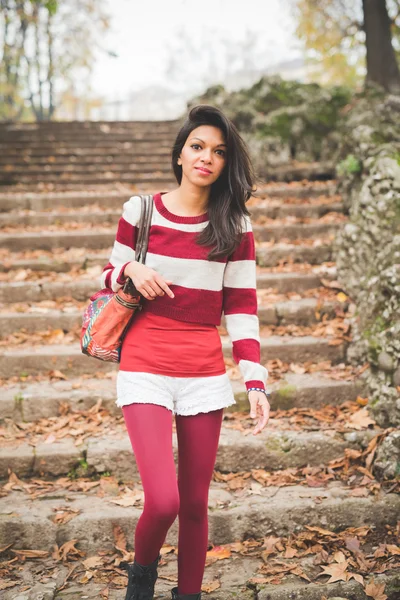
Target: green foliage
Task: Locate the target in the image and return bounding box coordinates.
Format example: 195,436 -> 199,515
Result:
337,154 -> 362,176
68,458 -> 89,480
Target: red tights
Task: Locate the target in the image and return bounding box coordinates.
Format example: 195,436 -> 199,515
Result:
122,403 -> 223,595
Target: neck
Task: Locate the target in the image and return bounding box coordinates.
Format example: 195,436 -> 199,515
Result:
172,176 -> 210,216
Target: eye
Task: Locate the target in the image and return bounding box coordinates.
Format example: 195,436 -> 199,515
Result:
216,149 -> 226,157
191,144 -> 201,150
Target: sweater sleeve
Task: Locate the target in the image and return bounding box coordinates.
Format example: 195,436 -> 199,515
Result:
100,195 -> 142,292
222,214 -> 269,392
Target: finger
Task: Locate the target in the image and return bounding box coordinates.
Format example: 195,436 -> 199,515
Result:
253,402 -> 270,435
258,405 -> 270,432
249,398 -> 257,419
140,285 -> 156,300
156,277 -> 175,299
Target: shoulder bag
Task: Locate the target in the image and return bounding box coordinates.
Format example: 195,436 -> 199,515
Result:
80,194 -> 153,363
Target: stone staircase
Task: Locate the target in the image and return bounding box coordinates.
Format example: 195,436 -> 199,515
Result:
0,121 -> 399,599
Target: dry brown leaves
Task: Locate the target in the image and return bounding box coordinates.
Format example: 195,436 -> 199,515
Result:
258,315 -> 352,343
0,399 -> 123,449
223,398 -> 376,433
0,263 -> 102,284
214,426 -> 399,496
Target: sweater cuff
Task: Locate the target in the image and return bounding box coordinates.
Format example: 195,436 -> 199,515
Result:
116,262 -> 131,285
245,379 -> 266,391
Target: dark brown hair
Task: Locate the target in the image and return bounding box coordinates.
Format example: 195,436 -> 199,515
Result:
171,104 -> 257,260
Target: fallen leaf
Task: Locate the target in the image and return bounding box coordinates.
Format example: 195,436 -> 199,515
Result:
82,556 -> 103,569
346,408 -> 375,430
201,580 -> 221,593
11,549 -> 49,559
0,581 -> 18,591
317,560 -> 349,583
365,578 -> 388,600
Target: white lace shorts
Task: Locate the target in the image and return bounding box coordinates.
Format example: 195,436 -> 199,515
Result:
116,370 -> 236,416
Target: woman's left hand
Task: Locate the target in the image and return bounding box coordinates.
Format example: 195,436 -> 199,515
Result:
248,390 -> 270,435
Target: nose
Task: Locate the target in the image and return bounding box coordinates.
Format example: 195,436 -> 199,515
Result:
201,151 -> 212,164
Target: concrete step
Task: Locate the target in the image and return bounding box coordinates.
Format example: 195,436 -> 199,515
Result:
0,336 -> 347,379
0,154 -> 170,167
256,242 -> 333,266
0,271 -> 333,304
0,119 -> 181,132
0,242 -> 334,274
1,147 -> 172,159
0,483 -> 398,552
0,223 -> 340,251
0,171 -> 177,186
0,424 -> 375,481
2,540 -> 399,600
1,163 -> 336,187
0,182 -> 338,212
0,139 -> 175,149
265,161 -> 335,182
0,373 -> 363,422
2,163 -> 173,176
0,298 -> 345,337
251,200 -> 343,219
0,202 -> 344,229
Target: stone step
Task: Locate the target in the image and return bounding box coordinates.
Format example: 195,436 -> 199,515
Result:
2,163 -> 173,177
0,223 -> 340,251
0,242 -> 334,274
1,147 -> 172,159
0,299 -> 344,337
0,271 -> 334,303
0,337 -> 347,379
0,202 -> 344,229
0,154 -> 170,166
0,136 -> 175,146
0,119 -> 180,131
265,161 -> 335,182
1,163 -> 336,187
0,424 -> 374,481
0,139 -> 175,149
0,171 -> 177,186
257,242 -> 333,266
0,373 -> 363,422
0,182 -> 337,212
0,181 -> 175,194
2,541 -> 399,600
0,483 -> 398,552
51,569 -> 400,600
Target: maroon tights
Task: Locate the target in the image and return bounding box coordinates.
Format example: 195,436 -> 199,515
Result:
122,403 -> 223,595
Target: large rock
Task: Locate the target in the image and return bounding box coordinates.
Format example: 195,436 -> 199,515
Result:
373,431 -> 400,480
187,76 -> 351,172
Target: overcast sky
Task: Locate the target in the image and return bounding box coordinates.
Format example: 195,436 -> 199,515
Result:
89,0 -> 301,101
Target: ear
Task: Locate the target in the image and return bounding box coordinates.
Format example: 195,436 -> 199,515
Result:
177,156 -> 182,166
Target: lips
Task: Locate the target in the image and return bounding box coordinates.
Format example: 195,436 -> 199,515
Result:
196,167 -> 212,174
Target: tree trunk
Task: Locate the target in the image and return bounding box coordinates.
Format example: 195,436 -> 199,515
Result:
363,0 -> 400,94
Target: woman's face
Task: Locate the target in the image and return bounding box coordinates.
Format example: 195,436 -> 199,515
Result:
177,125 -> 227,187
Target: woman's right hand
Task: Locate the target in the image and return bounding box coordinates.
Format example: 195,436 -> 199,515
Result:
124,262 -> 175,301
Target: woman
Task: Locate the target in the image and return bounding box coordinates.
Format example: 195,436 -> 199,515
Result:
101,105 -> 270,600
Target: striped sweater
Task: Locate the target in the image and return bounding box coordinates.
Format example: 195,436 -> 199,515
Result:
101,192 -> 268,391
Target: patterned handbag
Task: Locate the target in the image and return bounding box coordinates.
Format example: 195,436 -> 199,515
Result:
80,194 -> 153,362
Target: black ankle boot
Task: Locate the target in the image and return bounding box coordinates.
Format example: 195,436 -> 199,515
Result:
171,587 -> 201,600
121,554 -> 160,600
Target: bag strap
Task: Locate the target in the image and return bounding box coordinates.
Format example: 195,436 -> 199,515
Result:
135,194 -> 154,263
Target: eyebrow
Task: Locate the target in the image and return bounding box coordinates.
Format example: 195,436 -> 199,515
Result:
190,137 -> 227,147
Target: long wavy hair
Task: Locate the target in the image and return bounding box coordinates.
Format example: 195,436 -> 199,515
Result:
171,104 -> 257,261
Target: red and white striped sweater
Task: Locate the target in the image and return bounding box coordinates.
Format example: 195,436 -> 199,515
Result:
101,192 -> 268,391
